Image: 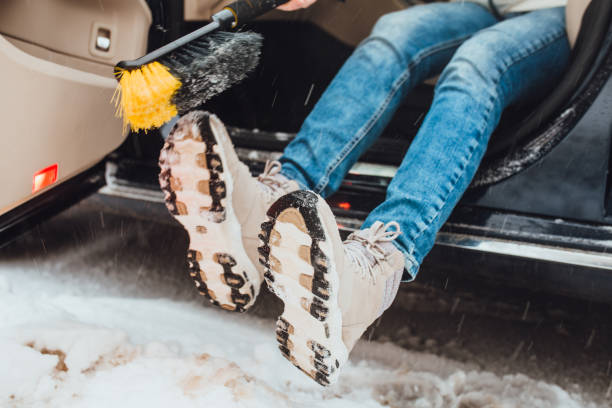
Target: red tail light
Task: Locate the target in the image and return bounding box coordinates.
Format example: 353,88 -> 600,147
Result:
32,164 -> 58,193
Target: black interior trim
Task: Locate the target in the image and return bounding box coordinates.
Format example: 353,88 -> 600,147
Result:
488,0 -> 505,21
484,0 -> 612,160
0,163 -> 105,249
473,39 -> 612,187
145,0 -> 184,52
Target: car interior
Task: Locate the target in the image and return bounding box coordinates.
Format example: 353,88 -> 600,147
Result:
116,0 -> 612,215
0,0 -> 608,210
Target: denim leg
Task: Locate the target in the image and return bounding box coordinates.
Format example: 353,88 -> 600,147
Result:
364,7 -> 570,279
279,2 -> 497,196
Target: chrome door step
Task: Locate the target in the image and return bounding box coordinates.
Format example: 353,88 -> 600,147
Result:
100,160 -> 612,273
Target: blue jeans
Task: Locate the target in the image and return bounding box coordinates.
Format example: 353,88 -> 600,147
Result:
279,3 -> 570,279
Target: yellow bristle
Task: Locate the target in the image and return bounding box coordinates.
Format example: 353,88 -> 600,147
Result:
113,62 -> 182,132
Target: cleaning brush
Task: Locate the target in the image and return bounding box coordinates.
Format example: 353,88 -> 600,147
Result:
114,0 -> 290,132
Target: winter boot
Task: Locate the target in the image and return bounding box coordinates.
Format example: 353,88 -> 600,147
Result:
259,190 -> 404,385
159,111 -> 299,312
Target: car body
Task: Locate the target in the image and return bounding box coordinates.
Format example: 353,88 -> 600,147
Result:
2,0 -> 612,303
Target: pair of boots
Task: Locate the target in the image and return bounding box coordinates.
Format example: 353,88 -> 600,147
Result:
158,111 -> 405,386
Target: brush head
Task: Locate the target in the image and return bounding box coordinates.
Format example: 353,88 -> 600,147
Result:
114,62 -> 182,132
114,30 -> 263,132
170,31 -> 263,113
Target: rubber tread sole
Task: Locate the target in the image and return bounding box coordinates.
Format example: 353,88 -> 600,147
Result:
159,111 -> 257,312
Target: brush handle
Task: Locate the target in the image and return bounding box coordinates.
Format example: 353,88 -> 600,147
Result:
115,0 -> 289,72
222,0 -> 291,27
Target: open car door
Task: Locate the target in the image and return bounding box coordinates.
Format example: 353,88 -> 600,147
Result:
0,0 -> 151,246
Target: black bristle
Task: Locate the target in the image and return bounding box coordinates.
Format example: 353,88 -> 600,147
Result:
163,31 -> 263,114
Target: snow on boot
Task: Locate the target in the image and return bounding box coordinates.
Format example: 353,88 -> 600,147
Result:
259,190 -> 404,385
158,111 -> 299,312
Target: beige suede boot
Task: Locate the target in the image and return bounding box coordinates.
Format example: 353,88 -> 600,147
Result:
159,111 -> 299,312
259,190 -> 404,386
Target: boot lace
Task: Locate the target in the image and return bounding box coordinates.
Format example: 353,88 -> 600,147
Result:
344,221 -> 401,284
257,160 -> 290,200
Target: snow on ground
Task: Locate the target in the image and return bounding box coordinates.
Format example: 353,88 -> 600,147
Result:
0,258 -> 595,408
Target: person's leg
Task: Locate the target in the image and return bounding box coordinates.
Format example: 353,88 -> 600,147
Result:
279,2 -> 498,196
364,7 -> 570,279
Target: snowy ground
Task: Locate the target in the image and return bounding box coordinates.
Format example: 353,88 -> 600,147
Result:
0,196 -> 607,407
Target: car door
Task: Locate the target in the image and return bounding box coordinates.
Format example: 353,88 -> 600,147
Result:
0,0 -> 151,246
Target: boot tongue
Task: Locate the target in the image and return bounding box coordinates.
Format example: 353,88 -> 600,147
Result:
344,221 -> 404,273
346,235 -> 376,268
379,241 -> 400,258
269,172 -> 292,186
256,161 -> 298,198
344,222 -> 389,268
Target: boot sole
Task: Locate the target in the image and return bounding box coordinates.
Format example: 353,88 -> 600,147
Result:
158,111 -> 259,312
259,190 -> 348,386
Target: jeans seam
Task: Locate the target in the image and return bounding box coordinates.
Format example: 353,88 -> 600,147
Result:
391,240 -> 419,281
408,28 -> 567,258
314,35 -> 472,194
358,37 -> 404,66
